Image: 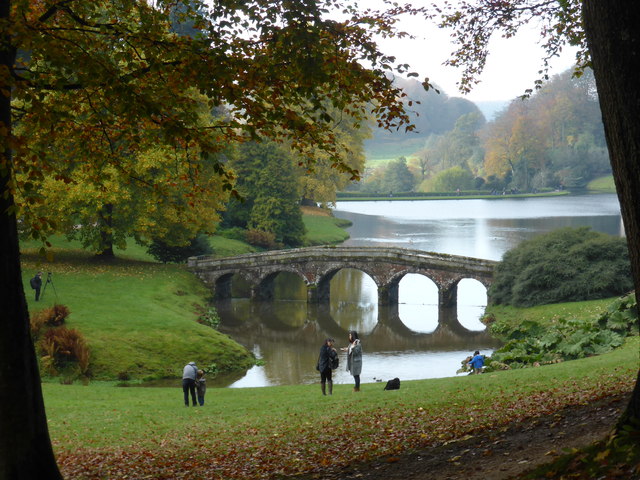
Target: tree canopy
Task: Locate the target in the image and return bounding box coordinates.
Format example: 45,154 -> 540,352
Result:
0,0 -> 429,477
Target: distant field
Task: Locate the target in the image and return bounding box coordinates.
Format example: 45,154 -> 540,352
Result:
364,154 -> 418,170
587,175 -> 616,193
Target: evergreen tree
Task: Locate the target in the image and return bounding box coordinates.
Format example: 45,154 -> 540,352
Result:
226,141 -> 306,247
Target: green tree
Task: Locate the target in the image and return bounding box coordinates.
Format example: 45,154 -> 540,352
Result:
0,1 -> 426,476
425,166 -> 474,192
224,141 -> 305,247
15,98 -> 230,256
378,157 -> 416,193
246,142 -> 306,247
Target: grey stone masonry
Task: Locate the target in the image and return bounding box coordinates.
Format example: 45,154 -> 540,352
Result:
187,246 -> 497,307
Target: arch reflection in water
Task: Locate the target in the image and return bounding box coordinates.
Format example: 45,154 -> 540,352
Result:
213,269 -> 497,388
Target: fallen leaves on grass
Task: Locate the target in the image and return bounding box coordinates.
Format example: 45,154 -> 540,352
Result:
56,375 -> 636,479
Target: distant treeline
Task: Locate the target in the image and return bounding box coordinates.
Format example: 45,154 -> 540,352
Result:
337,188 -> 558,199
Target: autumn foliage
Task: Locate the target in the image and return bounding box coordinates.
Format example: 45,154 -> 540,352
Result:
39,327 -> 90,377
53,372 -> 637,479
30,303 -> 71,337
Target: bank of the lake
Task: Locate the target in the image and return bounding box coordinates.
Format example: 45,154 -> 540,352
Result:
335,176 -> 617,202
335,189 -> 570,202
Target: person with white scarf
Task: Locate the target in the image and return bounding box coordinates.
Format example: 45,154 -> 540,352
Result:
342,331 -> 362,392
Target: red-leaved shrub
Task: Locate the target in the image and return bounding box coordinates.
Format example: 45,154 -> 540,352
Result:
39,326 -> 90,376
30,304 -> 71,337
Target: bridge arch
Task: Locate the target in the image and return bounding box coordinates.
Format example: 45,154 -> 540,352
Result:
252,269 -> 309,301
188,246 -> 496,310
312,266 -> 381,304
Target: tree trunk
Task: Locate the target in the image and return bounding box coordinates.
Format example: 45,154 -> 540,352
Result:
582,0 -> 640,428
97,203 -> 116,257
0,2 -> 63,477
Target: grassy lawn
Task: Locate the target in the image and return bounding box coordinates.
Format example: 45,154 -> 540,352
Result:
484,297 -> 616,327
47,335 -> 639,478
21,248 -> 254,381
586,175 -> 616,193
302,206 -> 352,245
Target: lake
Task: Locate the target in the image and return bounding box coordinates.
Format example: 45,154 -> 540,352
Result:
213,194 -> 623,388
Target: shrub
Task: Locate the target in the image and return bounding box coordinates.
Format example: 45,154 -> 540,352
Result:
486,293 -> 637,370
30,304 -> 71,337
147,234 -> 213,263
197,307 -> 221,330
39,327 -> 90,376
245,229 -> 281,249
490,227 -> 632,307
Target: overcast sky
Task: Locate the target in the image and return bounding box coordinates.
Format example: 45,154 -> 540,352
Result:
372,3 -> 578,103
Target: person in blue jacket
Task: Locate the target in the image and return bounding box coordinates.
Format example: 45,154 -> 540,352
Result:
468,351 -> 485,374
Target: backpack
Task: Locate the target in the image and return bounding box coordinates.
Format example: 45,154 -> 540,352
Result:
384,377 -> 400,390
329,353 -> 339,370
29,277 -> 38,289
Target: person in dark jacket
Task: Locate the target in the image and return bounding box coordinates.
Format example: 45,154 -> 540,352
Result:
317,338 -> 337,395
31,271 -> 43,301
195,369 -> 206,406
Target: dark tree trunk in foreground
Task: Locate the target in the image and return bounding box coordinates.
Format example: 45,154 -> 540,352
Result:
0,178 -> 63,480
583,0 -> 640,428
0,2 -> 63,478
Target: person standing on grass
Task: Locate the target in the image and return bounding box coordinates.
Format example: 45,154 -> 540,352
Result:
468,351 -> 485,374
316,338 -> 337,396
182,361 -> 198,406
342,331 -> 362,392
195,369 -> 207,406
30,271 -> 43,301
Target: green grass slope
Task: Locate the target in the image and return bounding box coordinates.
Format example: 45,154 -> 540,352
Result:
19,208 -> 353,381
21,247 -> 254,381
586,175 -> 616,193
302,206 -> 351,245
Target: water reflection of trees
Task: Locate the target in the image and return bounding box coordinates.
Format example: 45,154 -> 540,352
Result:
215,300 -> 501,352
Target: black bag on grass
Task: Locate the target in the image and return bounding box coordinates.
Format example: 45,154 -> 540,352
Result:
384,377 -> 400,390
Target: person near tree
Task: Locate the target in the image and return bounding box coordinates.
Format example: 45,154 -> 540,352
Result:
316,338 -> 337,396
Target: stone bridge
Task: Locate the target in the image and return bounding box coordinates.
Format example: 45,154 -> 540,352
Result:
188,246 -> 497,308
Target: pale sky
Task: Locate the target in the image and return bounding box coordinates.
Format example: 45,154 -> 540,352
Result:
372,3 -> 579,103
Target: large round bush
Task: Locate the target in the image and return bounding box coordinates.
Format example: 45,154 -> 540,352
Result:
489,227 -> 632,307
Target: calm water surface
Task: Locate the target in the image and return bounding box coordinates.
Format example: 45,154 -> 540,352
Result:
214,194 -> 623,388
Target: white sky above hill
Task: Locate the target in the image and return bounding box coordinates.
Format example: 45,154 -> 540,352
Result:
371,1 -> 579,102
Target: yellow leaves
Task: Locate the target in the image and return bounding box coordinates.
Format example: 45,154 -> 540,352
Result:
594,448 -> 611,462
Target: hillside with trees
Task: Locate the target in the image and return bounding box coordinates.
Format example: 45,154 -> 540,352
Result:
351,68 -> 611,196
363,77 -> 483,160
